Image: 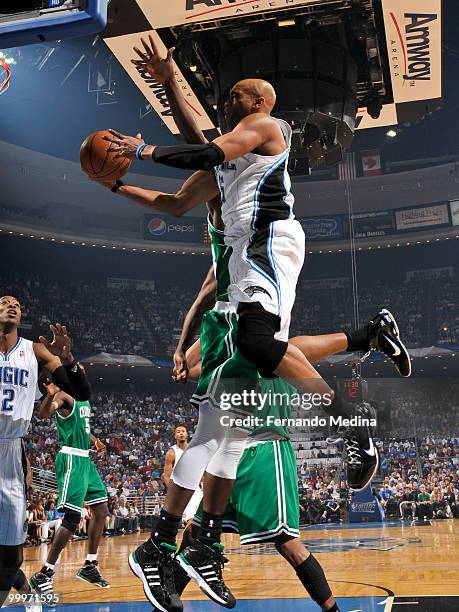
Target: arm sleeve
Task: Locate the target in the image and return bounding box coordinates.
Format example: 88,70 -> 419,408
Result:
52,362 -> 91,401
151,142 -> 225,171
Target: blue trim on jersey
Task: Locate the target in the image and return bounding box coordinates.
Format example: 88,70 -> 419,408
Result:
245,151 -> 290,313
242,248 -> 281,313
250,151 -> 289,234
267,222 -> 281,312
0,337 -> 22,361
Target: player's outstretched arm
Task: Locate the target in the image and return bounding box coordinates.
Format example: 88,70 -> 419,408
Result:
132,35 -> 207,145
173,266 -> 216,383
39,389 -> 72,419
104,113 -> 277,170
114,170 -> 219,216
95,169 -> 219,217
34,323 -> 91,401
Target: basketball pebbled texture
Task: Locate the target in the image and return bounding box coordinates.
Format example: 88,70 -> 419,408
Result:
80,130 -> 131,183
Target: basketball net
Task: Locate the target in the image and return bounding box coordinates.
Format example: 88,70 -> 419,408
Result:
0,59 -> 11,95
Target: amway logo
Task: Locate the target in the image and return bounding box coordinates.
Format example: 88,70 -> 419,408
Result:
135,65 -> 173,117
186,0 -> 251,9
403,13 -> 438,82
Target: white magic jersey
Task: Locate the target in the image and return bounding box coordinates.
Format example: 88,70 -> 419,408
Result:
215,117 -> 295,248
0,337 -> 38,439
171,443 -> 203,521
171,443 -> 185,470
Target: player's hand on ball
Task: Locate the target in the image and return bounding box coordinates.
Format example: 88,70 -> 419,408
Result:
104,130 -> 145,160
172,350 -> 189,383
132,35 -> 175,85
39,323 -> 72,362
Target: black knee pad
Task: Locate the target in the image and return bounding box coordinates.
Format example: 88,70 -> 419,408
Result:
13,569 -> 27,592
0,545 -> 23,597
295,554 -> 332,606
0,544 -> 23,573
236,303 -> 287,376
62,509 -> 81,534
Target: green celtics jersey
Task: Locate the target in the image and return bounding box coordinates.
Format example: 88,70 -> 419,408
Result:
55,400 -> 91,450
208,217 -> 232,303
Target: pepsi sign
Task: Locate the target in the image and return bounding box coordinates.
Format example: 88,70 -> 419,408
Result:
143,214 -> 204,243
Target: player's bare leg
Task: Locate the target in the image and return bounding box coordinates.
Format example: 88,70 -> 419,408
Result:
289,333 -> 348,363
163,483 -> 195,515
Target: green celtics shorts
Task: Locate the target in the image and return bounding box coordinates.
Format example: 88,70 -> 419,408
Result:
194,439 -> 300,544
192,308 -> 258,413
191,309 -> 261,418
56,450 -> 108,514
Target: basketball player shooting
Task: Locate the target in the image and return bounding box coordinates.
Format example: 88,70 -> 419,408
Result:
98,37 -> 411,612
0,295 -> 91,607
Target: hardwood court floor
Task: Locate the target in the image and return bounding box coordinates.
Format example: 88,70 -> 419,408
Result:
21,520 -> 459,605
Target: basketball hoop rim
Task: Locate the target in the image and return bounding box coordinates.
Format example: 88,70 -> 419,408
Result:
0,59 -> 11,94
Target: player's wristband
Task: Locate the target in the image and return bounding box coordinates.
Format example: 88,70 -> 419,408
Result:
136,144 -> 148,160
111,180 -> 124,193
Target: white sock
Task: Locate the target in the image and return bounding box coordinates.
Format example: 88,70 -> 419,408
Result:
86,554 -> 97,563
44,563 -> 55,572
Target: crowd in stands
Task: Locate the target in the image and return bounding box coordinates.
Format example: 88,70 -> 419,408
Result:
375,435 -> 459,520
24,380 -> 458,536
27,391 -> 197,503
2,270 -> 458,360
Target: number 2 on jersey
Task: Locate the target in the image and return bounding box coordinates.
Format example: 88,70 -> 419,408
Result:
1,388 -> 15,412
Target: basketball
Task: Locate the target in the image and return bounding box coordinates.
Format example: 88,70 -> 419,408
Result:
80,130 -> 131,183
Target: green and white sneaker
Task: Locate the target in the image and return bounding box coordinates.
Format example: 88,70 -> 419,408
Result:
128,540 -> 183,612
76,561 -> 110,588
177,541 -> 235,608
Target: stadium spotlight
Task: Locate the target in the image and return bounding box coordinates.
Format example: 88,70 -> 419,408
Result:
277,19 -> 295,27
386,129 -> 397,138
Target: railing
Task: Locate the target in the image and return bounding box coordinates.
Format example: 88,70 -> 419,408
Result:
31,468 -> 165,515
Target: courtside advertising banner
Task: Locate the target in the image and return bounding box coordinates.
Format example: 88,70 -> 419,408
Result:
381,0 -> 442,104
136,0 -> 317,28
351,211 -> 394,239
143,213 -> 205,243
298,215 -> 343,241
395,203 -> 450,231
104,30 -> 215,137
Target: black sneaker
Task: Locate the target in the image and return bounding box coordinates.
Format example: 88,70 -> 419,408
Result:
172,560 -> 191,596
368,308 -> 400,343
376,329 -> 411,377
76,560 -> 110,588
177,541 -> 235,608
368,309 -> 411,377
128,541 -> 183,612
29,569 -> 54,596
344,432 -> 379,491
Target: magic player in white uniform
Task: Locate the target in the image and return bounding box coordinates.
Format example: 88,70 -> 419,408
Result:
107,77 -> 336,405
103,41 -> 410,611
163,425 -> 203,524
0,295 -> 91,607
